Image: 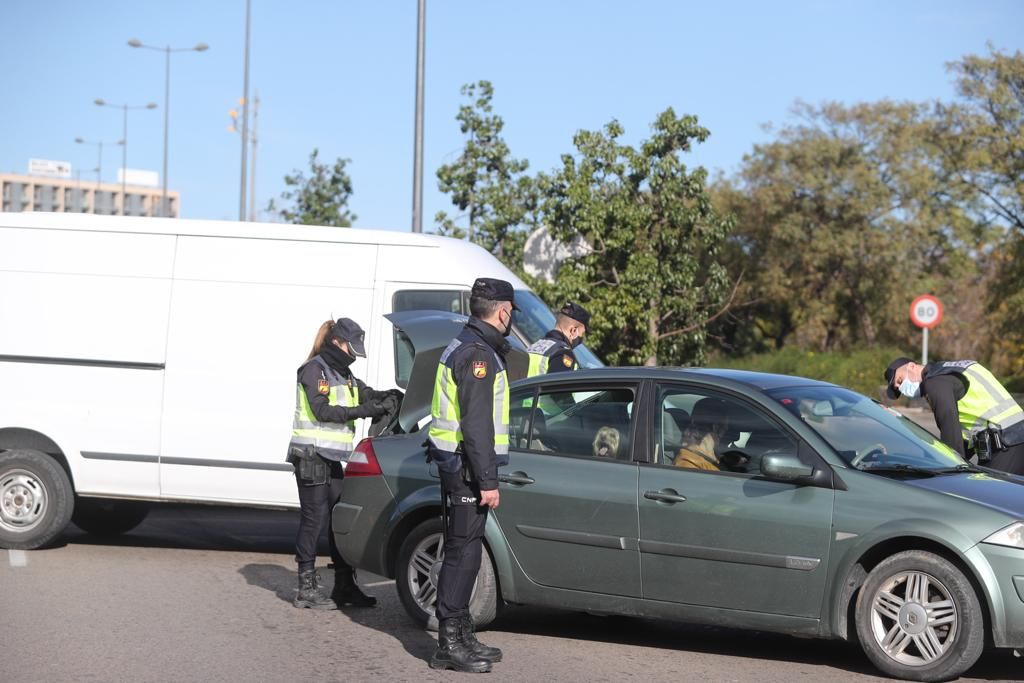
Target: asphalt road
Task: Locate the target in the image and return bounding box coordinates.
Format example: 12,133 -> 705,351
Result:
2,503 -> 1021,683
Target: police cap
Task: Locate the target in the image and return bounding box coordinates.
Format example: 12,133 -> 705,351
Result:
883,356 -> 913,399
558,301 -> 591,331
331,317 -> 367,357
471,277 -> 520,310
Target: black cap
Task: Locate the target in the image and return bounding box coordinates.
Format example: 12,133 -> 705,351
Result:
884,356 -> 913,399
331,318 -> 367,357
558,301 -> 591,331
471,277 -> 519,310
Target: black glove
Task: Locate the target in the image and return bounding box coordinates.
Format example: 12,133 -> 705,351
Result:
386,388 -> 405,402
351,401 -> 388,419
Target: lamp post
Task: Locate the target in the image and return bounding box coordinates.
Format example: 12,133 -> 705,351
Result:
94,99 -> 157,215
411,0 -> 426,232
74,137 -> 124,190
128,38 -> 208,218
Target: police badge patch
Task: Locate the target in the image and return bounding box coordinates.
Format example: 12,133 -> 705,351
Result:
317,379 -> 330,394
563,355 -> 574,368
472,361 -> 487,379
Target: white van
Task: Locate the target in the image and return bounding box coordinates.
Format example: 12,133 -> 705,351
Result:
0,212 -> 601,549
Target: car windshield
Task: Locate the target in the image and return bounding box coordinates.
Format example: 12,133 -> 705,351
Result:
765,385 -> 965,471
512,289 -> 604,368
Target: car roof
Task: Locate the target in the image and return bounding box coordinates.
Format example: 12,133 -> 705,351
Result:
510,366 -> 836,393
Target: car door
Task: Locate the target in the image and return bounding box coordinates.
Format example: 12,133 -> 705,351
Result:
638,382 -> 835,617
491,382 -> 642,597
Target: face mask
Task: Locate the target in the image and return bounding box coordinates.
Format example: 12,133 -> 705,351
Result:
499,308 -> 513,337
571,333 -> 583,349
899,379 -> 921,399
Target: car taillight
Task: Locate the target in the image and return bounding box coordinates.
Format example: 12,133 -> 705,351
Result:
346,438 -> 382,477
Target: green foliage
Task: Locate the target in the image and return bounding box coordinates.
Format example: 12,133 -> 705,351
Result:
268,149 -> 356,227
713,346 -> 909,397
434,81 -> 536,269
542,110 -> 736,366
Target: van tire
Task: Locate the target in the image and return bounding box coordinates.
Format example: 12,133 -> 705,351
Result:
395,516 -> 499,632
72,499 -> 150,537
0,448 -> 74,550
855,550 -> 984,682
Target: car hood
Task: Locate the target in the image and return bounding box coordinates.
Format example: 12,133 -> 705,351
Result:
900,470 -> 1024,518
386,311 -> 529,433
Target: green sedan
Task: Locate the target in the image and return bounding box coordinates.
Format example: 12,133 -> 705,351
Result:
333,316 -> 1024,682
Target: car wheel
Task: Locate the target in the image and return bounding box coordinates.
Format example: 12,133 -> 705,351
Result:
395,516 -> 498,632
855,550 -> 984,682
72,498 -> 150,537
0,449 -> 74,550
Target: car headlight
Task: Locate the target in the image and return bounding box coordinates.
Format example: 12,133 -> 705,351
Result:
983,522 -> 1024,549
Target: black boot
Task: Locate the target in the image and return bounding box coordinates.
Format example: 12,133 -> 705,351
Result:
293,570 -> 337,610
331,569 -> 377,608
460,616 -> 502,663
429,617 -> 492,673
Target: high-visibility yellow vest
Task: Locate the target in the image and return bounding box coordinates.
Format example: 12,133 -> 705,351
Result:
526,337 -> 577,377
929,361 -> 1024,439
289,357 -> 359,462
428,336 -> 510,473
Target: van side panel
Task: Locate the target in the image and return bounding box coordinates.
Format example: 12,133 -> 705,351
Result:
158,236 -> 378,506
0,227 -> 174,497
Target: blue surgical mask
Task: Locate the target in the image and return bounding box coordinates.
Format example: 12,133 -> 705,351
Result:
899,379 -> 921,399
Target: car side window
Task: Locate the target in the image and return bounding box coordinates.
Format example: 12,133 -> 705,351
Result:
521,386 -> 634,460
655,385 -> 797,475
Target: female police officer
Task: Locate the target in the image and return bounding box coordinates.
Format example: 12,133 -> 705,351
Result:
287,317 -> 395,609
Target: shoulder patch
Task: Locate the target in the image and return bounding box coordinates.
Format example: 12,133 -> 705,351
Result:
472,360 -> 488,379
317,379 -> 330,395
563,355 -> 575,368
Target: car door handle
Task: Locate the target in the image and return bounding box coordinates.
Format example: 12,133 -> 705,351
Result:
643,489 -> 687,504
498,472 -> 535,486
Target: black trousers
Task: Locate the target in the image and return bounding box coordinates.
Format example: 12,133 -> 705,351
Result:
435,472 -> 489,620
294,459 -> 351,573
989,442 -> 1024,476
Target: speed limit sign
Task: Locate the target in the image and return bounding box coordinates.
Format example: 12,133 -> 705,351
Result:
910,295 -> 943,329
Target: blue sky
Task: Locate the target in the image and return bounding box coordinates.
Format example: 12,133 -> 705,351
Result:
2,1 -> 1021,229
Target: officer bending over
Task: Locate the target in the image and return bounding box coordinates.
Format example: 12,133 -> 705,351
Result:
885,357 -> 1024,475
427,278 -> 515,673
525,301 -> 590,377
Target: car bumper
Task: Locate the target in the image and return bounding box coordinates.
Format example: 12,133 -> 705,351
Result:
331,475 -> 395,577
973,543 -> 1024,649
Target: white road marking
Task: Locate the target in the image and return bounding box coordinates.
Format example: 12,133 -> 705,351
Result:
8,549 -> 28,567
361,579 -> 395,588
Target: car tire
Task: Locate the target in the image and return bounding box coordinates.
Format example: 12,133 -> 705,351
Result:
72,498 -> 150,537
855,550 -> 984,682
0,448 -> 74,550
395,516 -> 499,632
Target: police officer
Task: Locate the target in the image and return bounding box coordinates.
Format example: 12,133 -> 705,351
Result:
885,357 -> 1024,474
287,317 -> 398,609
427,278 -> 514,673
525,301 -> 590,377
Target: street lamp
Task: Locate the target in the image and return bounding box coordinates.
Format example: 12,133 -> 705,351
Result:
74,137 -> 124,190
128,38 -> 209,218
94,98 -> 158,214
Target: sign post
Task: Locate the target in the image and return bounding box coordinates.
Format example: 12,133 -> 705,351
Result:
909,295 -> 943,364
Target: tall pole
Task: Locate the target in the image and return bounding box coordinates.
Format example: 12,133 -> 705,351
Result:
248,90 -> 259,221
239,0 -> 252,221
96,141 -> 103,190
122,104 -> 129,213
161,45 -> 171,217
412,0 -> 425,232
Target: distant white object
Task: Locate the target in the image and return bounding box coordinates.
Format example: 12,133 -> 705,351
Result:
523,225 -> 590,283
28,159 -> 71,179
117,168 -> 160,187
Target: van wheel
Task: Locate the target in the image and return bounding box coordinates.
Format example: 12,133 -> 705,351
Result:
855,550 -> 984,682
72,499 -> 150,537
395,516 -> 498,632
0,449 -> 74,550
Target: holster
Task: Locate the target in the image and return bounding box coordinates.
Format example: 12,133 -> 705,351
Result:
289,445 -> 329,486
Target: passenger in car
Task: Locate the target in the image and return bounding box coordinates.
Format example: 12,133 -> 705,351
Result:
673,398 -> 731,471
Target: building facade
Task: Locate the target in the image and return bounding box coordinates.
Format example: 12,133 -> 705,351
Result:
0,172 -> 180,217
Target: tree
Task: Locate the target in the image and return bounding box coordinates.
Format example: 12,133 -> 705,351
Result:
542,109 -> 737,366
268,149 -> 356,226
435,81 -> 535,269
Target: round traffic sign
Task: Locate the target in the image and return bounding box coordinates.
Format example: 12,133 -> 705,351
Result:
910,295 -> 943,329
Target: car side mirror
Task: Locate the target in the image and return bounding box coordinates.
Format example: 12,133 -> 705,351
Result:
760,453 -> 814,482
